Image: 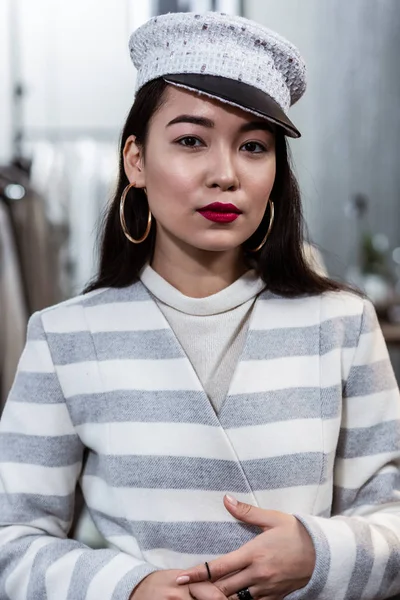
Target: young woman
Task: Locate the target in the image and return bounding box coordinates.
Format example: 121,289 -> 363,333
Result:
1,11 -> 399,600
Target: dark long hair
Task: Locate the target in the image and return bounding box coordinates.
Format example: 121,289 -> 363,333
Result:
85,78 -> 356,297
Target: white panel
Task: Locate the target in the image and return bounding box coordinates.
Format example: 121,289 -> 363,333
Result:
353,331 -> 390,366
45,549 -> 86,600
335,452 -> 400,490
85,301 -> 167,332
0,523 -> 43,547
86,553 -> 145,600
230,355 -> 321,394
102,422 -> 233,459
1,402 -> 73,436
345,389 -> 400,428
255,482 -> 326,515
42,305 -> 86,333
18,341 -> 53,373
227,418 -> 324,459
58,357 -> 202,397
5,537 -> 55,600
1,462 -> 81,495
142,546 -> 220,569
81,476 -> 254,522
362,526 -> 389,599
314,517 -> 358,600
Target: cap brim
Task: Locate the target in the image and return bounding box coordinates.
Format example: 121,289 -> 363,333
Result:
163,73 -> 301,139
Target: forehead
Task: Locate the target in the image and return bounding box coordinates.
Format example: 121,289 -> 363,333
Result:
155,83 -> 269,127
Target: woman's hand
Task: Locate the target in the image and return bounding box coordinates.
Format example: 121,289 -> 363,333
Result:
175,495 -> 316,599
130,569 -> 227,599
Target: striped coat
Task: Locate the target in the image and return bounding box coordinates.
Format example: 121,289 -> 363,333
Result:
1,281 -> 400,600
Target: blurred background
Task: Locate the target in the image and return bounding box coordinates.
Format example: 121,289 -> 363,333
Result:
2,0 -> 400,389
1,0 -> 400,548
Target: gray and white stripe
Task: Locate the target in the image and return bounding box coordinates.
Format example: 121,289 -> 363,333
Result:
0,284 -> 399,599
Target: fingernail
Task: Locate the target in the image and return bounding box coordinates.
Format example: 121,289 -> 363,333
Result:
225,494 -> 238,506
176,575 -> 190,584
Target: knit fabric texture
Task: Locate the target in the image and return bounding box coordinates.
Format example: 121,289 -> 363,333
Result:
129,11 -> 307,115
139,264 -> 265,413
1,283 -> 400,599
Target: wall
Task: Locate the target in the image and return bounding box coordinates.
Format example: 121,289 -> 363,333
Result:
246,0 -> 400,278
0,0 -> 153,159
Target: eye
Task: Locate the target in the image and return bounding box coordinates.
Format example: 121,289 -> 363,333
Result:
241,141 -> 268,154
176,136 -> 203,148
175,137 -> 268,153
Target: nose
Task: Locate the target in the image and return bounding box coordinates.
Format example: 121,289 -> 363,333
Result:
205,149 -> 239,191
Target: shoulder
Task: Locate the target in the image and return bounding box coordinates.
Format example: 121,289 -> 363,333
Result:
318,290 -> 378,353
266,290 -> 374,351
319,289 -> 368,323
259,288 -> 368,321
29,280 -> 150,333
257,289 -> 373,340
253,290 -> 371,350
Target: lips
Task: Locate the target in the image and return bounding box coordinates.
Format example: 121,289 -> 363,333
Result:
198,202 -> 241,214
197,202 -> 242,224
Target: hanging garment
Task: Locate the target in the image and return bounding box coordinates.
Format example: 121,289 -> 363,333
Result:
0,164 -> 62,312
0,200 -> 28,411
28,139 -> 118,296
8,187 -> 61,312
0,281 -> 400,599
28,141 -> 72,300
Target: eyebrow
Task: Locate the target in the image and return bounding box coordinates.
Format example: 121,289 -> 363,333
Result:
166,114 -> 274,133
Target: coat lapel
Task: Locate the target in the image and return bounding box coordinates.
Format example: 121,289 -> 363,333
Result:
218,290 -> 325,514
129,282 -> 261,503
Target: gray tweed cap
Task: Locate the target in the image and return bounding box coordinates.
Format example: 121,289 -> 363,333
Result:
129,11 -> 307,138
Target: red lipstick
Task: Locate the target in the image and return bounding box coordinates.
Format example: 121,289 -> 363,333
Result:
197,202 -> 241,223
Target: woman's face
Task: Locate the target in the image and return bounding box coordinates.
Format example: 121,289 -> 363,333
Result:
124,84 -> 276,256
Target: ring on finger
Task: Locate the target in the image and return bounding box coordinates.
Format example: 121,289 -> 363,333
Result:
236,588 -> 254,600
204,561 -> 212,581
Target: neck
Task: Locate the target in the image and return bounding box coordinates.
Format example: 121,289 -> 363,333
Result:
151,237 -> 248,299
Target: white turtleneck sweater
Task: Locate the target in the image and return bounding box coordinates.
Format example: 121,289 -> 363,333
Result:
139,265 -> 266,413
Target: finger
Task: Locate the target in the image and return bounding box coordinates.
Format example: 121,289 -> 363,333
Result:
188,581 -> 226,600
223,495 -> 282,529
214,566 -> 255,597
176,552 -> 250,585
226,584 -> 257,600
227,596 -> 282,600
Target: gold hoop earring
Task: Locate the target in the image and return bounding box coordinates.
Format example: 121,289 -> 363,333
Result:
120,182 -> 152,244
247,199 -> 274,253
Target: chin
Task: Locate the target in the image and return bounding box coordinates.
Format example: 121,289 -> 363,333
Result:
190,240 -> 244,253
193,232 -> 251,252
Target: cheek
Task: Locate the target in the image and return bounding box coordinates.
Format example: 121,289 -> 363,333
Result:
146,156 -> 199,210
248,158 -> 276,209
263,154 -> 277,190
145,147 -> 276,227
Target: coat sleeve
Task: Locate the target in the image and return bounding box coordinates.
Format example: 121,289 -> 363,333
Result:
0,311 -> 159,600
289,298 -> 400,600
